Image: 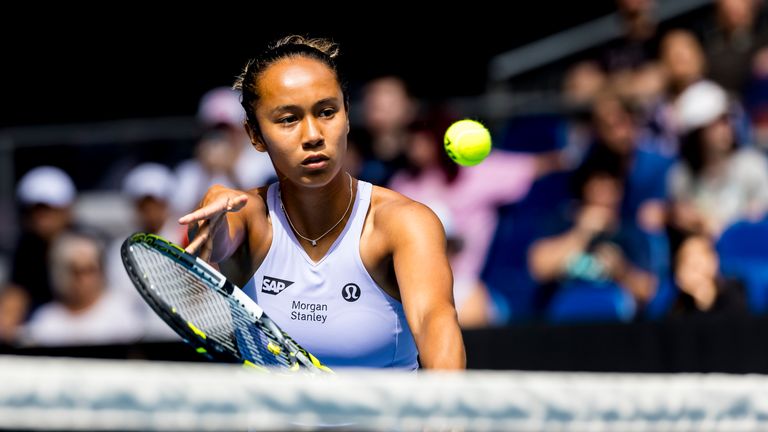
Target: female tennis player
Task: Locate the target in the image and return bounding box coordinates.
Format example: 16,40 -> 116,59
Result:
179,36 -> 465,370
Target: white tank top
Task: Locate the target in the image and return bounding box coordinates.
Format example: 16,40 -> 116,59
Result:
243,180 -> 419,369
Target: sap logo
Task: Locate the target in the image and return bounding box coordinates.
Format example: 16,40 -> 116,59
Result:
261,276 -> 294,295
341,283 -> 361,302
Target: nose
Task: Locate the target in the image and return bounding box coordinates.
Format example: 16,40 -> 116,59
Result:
301,116 -> 323,149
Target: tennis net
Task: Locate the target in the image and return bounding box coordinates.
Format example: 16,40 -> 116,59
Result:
2,355 -> 768,431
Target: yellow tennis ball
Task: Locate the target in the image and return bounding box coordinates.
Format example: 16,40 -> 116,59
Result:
444,119 -> 492,166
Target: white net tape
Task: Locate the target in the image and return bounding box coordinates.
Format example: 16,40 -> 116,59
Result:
3,355 -> 768,431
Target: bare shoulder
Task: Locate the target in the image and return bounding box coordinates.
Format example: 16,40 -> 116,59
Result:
245,185 -> 270,218
370,186 -> 445,243
242,185 -> 273,257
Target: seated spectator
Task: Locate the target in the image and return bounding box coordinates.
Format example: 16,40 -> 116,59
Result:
21,232 -> 143,346
670,234 -> 747,316
529,159 -> 657,306
390,115 -> 560,324
5,166 -> 77,313
701,0 -> 768,97
668,80 -> 768,238
104,163 -> 182,341
584,92 -> 673,233
352,76 -> 417,185
173,87 -> 275,215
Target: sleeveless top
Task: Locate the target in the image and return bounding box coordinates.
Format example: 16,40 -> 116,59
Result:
242,180 -> 419,369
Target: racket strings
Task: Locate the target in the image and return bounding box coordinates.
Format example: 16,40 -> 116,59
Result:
131,243 -> 291,366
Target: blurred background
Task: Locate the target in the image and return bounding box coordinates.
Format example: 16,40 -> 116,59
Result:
3,0 -> 768,373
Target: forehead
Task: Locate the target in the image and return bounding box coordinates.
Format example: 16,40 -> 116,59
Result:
256,57 -> 341,109
67,240 -> 99,259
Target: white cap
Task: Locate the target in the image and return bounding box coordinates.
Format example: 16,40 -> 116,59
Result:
16,166 -> 76,208
197,87 -> 245,128
122,163 -> 175,201
676,80 -> 729,134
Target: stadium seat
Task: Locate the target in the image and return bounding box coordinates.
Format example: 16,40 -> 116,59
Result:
716,218 -> 768,314
545,280 -> 636,324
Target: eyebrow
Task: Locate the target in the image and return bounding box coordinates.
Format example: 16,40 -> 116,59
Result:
270,97 -> 341,115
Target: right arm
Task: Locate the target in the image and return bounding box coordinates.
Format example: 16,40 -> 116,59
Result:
178,184 -> 254,263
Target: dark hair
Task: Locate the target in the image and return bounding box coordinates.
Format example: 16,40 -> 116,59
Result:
233,35 -> 348,133
679,124 -> 738,175
571,147 -> 626,201
404,109 -> 461,184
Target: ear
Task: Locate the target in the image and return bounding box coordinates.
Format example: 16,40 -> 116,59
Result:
245,121 -> 267,153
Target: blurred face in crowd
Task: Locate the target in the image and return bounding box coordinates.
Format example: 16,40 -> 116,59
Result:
362,77 -> 415,135
593,96 -> 636,154
26,204 -> 71,241
617,0 -> 654,15
51,236 -> 104,310
136,196 -> 169,234
718,0 -> 755,32
700,115 -> 735,156
675,235 -> 719,296
583,173 -> 624,210
563,61 -> 606,107
406,130 -> 439,169
661,31 -> 705,89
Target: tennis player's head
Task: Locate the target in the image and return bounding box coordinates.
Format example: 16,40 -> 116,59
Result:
233,35 -> 350,187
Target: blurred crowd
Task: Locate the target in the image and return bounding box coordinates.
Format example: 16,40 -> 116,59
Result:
1,0 -> 768,347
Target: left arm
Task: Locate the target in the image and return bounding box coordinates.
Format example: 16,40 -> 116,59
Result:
385,200 -> 466,370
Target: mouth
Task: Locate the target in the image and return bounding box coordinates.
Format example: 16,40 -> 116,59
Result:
301,154 -> 330,169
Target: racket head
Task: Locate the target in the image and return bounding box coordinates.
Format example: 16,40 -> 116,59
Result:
121,232 -> 329,372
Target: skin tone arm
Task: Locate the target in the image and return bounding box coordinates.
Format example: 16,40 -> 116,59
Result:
382,200 -> 466,370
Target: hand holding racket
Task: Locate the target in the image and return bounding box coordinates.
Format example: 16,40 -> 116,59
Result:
121,232 -> 331,372
178,187 -> 249,261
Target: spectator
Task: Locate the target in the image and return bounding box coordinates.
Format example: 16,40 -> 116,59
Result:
389,114 -> 557,322
701,0 -> 768,96
670,234 -> 747,316
173,87 -> 275,215
529,158 -> 657,306
105,163 -> 182,340
353,76 -> 417,185
668,80 -> 768,238
584,92 -> 673,232
6,166 -> 76,310
602,0 -> 659,73
21,232 -> 143,346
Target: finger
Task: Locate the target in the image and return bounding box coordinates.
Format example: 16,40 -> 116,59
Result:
198,230 -> 215,262
178,199 -> 230,225
199,211 -> 227,261
227,194 -> 249,212
185,211 -> 226,256
178,194 -> 249,225
185,214 -> 217,255
184,219 -> 210,255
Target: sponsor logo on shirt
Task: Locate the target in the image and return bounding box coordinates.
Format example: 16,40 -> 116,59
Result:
261,276 -> 294,295
342,283 -> 361,302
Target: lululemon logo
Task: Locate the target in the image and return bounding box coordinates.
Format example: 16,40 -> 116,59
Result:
342,283 -> 360,302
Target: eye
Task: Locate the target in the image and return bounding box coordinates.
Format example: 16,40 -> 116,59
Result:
277,115 -> 297,125
319,108 -> 337,118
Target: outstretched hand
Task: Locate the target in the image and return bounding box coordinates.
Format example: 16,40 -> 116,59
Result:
179,191 -> 248,261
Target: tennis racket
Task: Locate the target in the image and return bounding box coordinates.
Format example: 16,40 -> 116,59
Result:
121,232 -> 330,372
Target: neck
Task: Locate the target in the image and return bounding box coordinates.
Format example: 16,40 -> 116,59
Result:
279,172 -> 354,239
